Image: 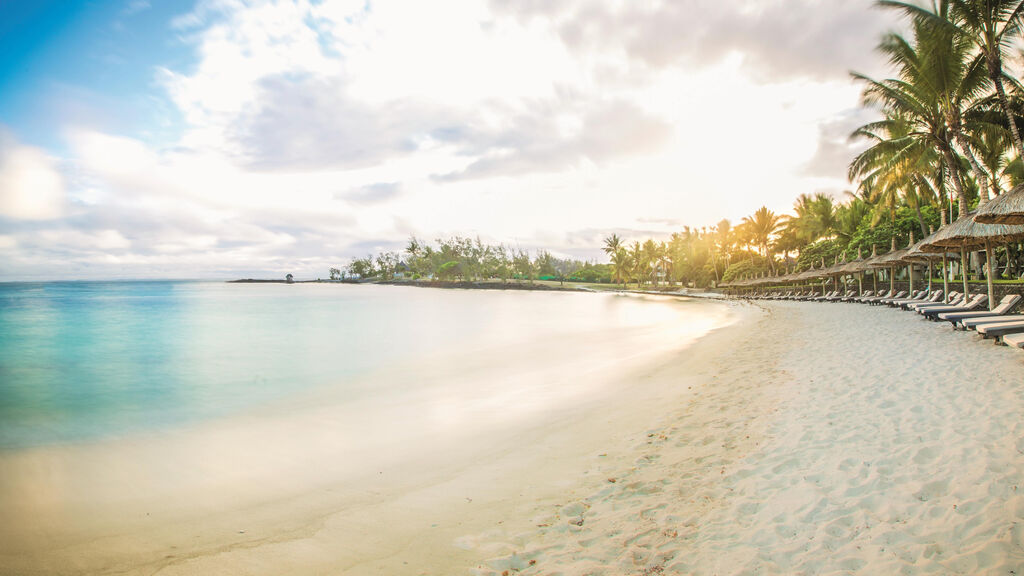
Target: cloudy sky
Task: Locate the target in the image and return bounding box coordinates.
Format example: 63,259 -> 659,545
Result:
0,0 -> 897,280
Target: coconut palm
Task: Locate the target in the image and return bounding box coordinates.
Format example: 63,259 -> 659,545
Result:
853,15 -> 982,217
880,0 -> 1024,156
610,248 -> 631,287
603,233 -> 623,258
741,206 -> 785,273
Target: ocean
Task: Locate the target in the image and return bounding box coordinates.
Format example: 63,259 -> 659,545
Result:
0,281 -> 730,450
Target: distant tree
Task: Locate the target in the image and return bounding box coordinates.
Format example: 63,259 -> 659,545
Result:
347,256 -> 376,279
513,249 -> 534,283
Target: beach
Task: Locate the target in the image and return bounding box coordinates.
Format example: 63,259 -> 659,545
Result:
3,296 -> 1024,574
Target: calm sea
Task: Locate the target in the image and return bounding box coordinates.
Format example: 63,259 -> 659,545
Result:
0,281 -> 729,449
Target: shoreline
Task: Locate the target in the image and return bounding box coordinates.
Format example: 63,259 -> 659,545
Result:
5,296 -> 1021,574
0,292 -> 742,575
229,276 -> 721,297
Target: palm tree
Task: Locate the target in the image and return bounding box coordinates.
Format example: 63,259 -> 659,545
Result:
834,196 -> 873,247
741,206 -> 785,273
610,248 -> 631,287
603,233 -> 623,258
853,15 -> 979,217
880,0 -> 1024,157
786,194 -> 820,244
810,193 -> 839,240
628,241 -> 644,288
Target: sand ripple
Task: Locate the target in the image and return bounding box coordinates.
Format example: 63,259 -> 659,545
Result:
468,301 -> 1024,575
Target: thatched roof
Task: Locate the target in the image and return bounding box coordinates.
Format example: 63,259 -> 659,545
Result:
824,254 -> 849,276
839,256 -> 864,274
921,211 -> 1024,251
796,266 -> 820,281
902,230 -> 959,262
974,184 -> 1024,225
871,247 -> 909,267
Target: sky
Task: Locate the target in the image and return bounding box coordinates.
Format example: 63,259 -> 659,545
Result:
0,0 -> 898,281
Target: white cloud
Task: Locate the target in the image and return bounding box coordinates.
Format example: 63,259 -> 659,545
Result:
0,134 -> 67,221
1,0 -> 895,279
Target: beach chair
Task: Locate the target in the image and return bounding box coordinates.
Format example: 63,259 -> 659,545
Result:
878,289 -> 924,306
827,290 -> 856,302
842,290 -> 872,302
959,314 -> 1024,331
811,290 -> 839,301
1002,332 -> 1024,349
896,290 -> 944,310
909,292 -> 964,312
921,294 -> 988,320
869,290 -> 907,305
976,319 -> 1024,340
856,289 -> 892,303
938,294 -> 1022,327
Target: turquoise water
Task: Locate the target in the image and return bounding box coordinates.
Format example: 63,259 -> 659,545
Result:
0,282 -> 727,449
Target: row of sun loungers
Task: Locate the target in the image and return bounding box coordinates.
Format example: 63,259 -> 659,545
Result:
741,288 -> 1024,351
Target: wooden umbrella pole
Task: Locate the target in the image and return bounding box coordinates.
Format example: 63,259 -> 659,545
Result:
960,246 -> 969,297
942,253 -> 949,302
985,239 -> 995,310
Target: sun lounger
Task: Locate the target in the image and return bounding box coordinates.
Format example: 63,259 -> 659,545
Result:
893,290 -> 943,308
842,290 -> 872,302
869,290 -> 907,305
879,290 -> 925,306
910,293 -> 964,312
823,290 -> 854,302
797,292 -> 826,301
1002,332 -> 1024,349
857,290 -> 893,303
921,294 -> 988,320
959,314 -> 1024,330
896,290 -> 944,309
939,294 -> 1022,326
977,319 -> 1024,339
822,290 -> 854,302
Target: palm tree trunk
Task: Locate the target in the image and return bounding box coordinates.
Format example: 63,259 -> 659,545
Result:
940,145 -> 970,218
991,61 -> 1024,159
953,133 -> 990,203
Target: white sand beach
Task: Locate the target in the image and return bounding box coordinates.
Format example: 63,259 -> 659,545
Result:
3,298 -> 1024,575
468,300 -> 1024,575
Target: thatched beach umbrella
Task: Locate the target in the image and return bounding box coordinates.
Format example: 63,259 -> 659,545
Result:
828,253 -> 850,294
862,244 -> 881,293
902,226 -> 959,301
840,248 -> 866,295
796,264 -> 821,293
873,237 -> 909,295
974,183 -> 1024,225
921,211 -> 1024,310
